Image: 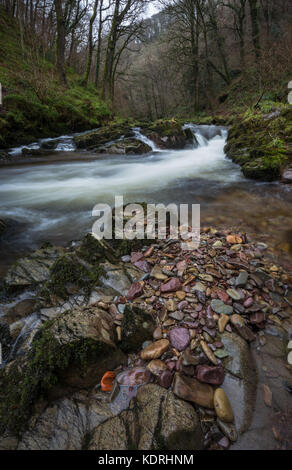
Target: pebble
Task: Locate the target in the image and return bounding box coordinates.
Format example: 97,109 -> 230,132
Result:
169,311 -> 184,321
235,271 -> 248,287
158,370 -> 173,388
214,388 -> 234,423
218,314 -> 229,333
217,419 -> 238,442
214,349 -> 229,359
169,327 -> 190,351
230,314 -> 245,328
153,327 -> 162,340
288,351 -> 292,365
166,299 -> 177,312
176,290 -> 186,300
196,365 -> 225,385
127,282 -> 143,300
211,299 -> 233,315
199,274 -> 214,282
140,339 -> 170,360
146,359 -> 167,376
226,288 -> 241,301
172,373 -> 214,408
244,297 -> 253,308
200,340 -> 218,365
161,278 -> 182,293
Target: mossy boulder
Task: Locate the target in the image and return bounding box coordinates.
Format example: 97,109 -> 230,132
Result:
0,306 -> 126,436
99,138 -> 152,155
120,304 -> 156,353
142,119 -> 193,149
74,123 -> 133,149
4,245 -> 64,290
225,107 -> 292,181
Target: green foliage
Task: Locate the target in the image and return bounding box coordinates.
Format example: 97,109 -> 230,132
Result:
225,105 -> 292,181
0,7 -> 110,148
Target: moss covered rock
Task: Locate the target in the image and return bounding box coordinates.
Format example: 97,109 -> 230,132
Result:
74,123 -> 133,149
99,138 -> 152,155
142,119 -> 193,149
120,304 -> 156,353
0,305 -> 126,436
225,107 -> 292,181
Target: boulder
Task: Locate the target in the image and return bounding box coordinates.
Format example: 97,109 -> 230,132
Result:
4,245 -> 64,289
0,305 -> 126,435
100,138 -> 152,155
17,391 -> 113,450
120,304 -> 156,353
89,384 -> 203,450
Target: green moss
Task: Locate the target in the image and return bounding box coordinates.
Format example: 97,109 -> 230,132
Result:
0,6 -> 110,148
0,315 -> 107,436
225,106 -> 292,181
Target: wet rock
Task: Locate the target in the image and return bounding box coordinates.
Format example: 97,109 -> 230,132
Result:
214,388 -> 234,423
196,365 -> 225,385
140,339 -> 170,360
4,299 -> 36,325
116,367 -> 151,386
5,246 -> 64,288
158,370 -> 173,388
181,348 -> 200,366
153,327 -> 162,340
166,299 -> 177,312
172,373 -> 214,408
230,314 -> 245,328
218,314 -> 229,333
211,299 -> 233,315
0,322 -> 12,362
120,304 -> 156,353
169,310 -> 184,321
217,419 -> 238,442
146,359 -> 167,376
17,391 -> 113,450
150,265 -> 168,280
226,289 -> 241,301
200,340 -> 218,365
176,291 -> 186,300
89,383 -> 203,450
169,327 -> 190,351
234,324 -> 256,342
282,168 -> 292,184
161,278 -> 182,293
133,260 -> 151,273
126,282 -> 143,300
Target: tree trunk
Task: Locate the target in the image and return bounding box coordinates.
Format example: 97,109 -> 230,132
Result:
54,0 -> 67,85
84,0 -> 98,84
248,0 -> 261,59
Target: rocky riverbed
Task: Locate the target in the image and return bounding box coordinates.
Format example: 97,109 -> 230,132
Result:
0,223 -> 292,450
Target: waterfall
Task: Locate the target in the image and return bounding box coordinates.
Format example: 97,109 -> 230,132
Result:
132,127 -> 161,152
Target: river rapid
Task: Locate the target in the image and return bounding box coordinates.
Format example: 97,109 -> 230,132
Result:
0,124 -> 292,274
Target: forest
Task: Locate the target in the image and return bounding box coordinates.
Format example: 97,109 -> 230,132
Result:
0,0 -> 292,454
1,0 -> 292,118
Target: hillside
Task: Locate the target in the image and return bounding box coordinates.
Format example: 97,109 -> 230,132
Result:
0,7 -> 110,148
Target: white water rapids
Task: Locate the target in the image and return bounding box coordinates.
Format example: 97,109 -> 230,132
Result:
0,124 -> 245,255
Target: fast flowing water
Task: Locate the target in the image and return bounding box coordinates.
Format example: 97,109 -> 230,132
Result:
1,124 -> 292,274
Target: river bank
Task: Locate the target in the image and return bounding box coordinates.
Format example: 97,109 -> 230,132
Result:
0,221 -> 292,450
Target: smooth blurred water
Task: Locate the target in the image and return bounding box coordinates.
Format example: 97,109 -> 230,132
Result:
0,125 -> 292,273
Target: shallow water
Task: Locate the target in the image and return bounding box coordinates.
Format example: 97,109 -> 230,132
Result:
0,125 -> 292,274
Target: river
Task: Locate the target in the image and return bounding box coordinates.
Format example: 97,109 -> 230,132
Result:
0,124 -> 292,274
